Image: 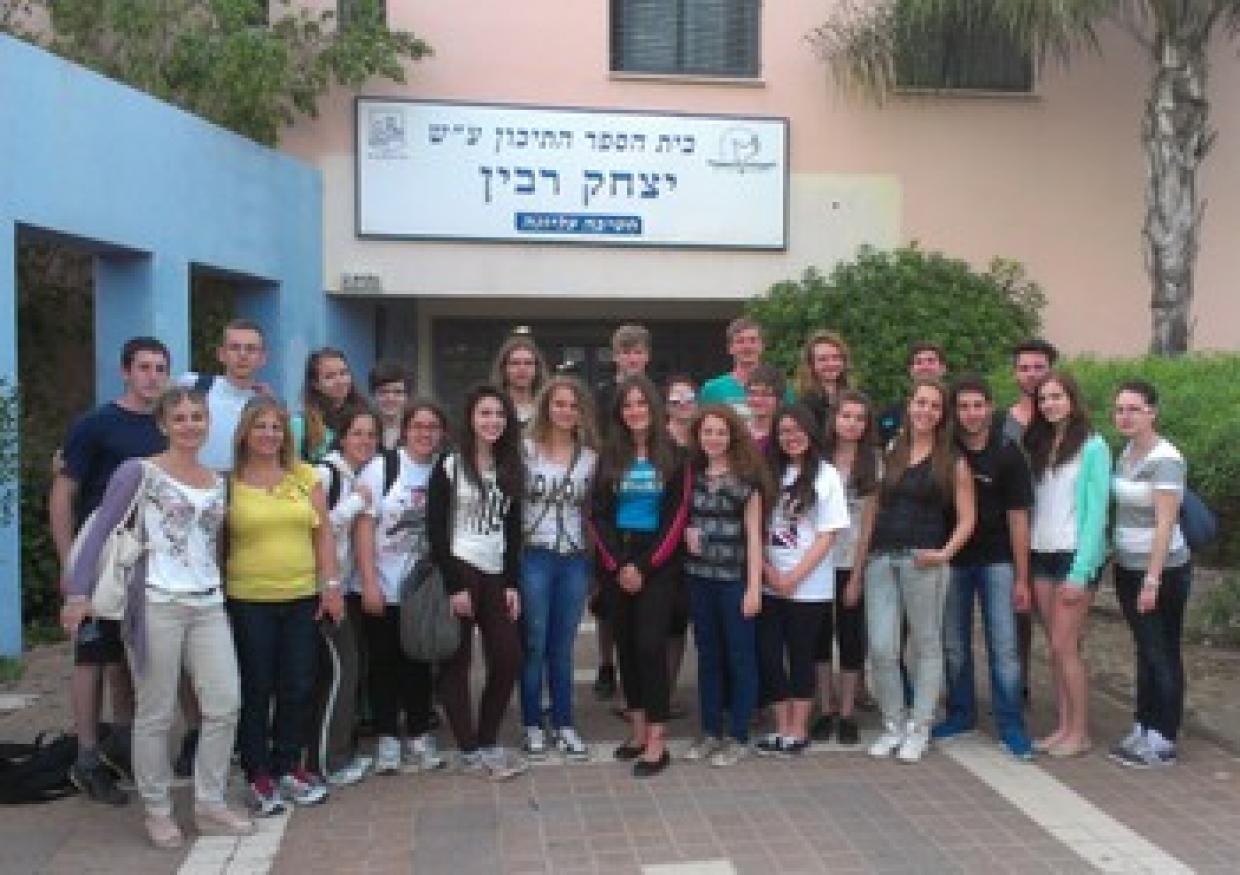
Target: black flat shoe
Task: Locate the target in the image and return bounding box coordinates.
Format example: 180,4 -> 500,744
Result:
614,741 -> 645,761
632,750 -> 670,778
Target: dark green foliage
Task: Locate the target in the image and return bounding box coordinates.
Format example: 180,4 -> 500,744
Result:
748,244 -> 1045,406
992,353 -> 1240,567
2,0 -> 431,146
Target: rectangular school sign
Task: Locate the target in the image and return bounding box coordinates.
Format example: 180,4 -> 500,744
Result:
356,99 -> 788,249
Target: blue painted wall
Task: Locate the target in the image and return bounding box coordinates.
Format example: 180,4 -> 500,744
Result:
0,34 -> 345,655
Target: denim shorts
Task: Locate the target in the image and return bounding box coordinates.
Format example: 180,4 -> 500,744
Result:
1030,550 -> 1101,590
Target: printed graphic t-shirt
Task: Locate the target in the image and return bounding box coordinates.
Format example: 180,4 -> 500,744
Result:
766,461 -> 849,602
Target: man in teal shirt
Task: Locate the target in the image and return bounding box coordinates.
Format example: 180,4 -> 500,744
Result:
700,317 -> 790,412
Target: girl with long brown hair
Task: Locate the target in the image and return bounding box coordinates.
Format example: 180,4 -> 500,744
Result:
850,379 -> 975,764
757,403 -> 850,757
795,330 -> 852,430
519,375 -> 598,761
292,348 -> 368,462
812,389 -> 880,747
681,404 -> 772,767
1024,370 -> 1111,757
591,375 -> 691,777
489,333 -> 549,428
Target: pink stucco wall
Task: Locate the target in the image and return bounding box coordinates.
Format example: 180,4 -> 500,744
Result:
281,1 -> 1240,354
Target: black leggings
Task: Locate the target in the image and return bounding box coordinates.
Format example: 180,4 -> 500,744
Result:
758,595 -> 826,701
362,606 -> 435,739
813,569 -> 866,672
612,562 -> 677,723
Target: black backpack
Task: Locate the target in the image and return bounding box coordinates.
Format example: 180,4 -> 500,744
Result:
318,449 -> 400,509
0,732 -> 78,804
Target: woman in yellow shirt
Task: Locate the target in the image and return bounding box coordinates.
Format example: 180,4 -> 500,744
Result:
226,397 -> 342,816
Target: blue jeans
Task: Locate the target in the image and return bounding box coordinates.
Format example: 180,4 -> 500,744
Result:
519,549 -> 590,729
689,574 -> 757,742
943,563 -> 1026,736
228,596 -> 319,780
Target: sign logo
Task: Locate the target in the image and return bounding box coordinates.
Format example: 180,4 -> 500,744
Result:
707,125 -> 777,174
367,108 -> 408,160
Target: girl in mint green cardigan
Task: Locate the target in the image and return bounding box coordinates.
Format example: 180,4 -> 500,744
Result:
1024,371 -> 1112,758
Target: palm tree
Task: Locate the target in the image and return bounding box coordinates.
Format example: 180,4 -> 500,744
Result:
810,1 -> 1240,355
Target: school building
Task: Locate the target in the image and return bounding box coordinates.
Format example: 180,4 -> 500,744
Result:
281,0 -> 1240,401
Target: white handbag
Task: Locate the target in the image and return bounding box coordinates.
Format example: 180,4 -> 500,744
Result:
67,461 -> 151,620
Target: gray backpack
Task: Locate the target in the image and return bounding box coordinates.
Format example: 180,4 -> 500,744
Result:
398,456 -> 461,662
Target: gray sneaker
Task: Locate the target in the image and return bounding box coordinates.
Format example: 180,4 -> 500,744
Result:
373,735 -> 402,775
683,736 -> 722,762
1112,735 -> 1172,769
481,746 -> 529,781
708,738 -> 749,768
404,734 -> 446,771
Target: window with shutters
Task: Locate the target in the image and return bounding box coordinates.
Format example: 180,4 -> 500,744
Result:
610,0 -> 761,79
894,4 -> 1033,93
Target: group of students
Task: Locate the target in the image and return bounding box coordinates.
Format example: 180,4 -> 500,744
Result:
53,316 -> 1194,851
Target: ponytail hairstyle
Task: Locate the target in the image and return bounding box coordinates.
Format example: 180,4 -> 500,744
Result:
301,347 -> 367,456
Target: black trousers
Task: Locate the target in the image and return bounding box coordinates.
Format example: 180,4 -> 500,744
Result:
362,606 -> 435,739
611,558 -> 677,724
1114,563 -> 1191,742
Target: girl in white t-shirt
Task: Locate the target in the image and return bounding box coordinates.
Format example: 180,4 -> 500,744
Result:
354,400 -> 447,775
309,408 -> 377,786
518,376 -> 599,761
428,385 -> 527,780
758,404 -> 849,756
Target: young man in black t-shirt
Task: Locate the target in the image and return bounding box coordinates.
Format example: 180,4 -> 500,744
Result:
933,376 -> 1034,760
50,337 -> 170,804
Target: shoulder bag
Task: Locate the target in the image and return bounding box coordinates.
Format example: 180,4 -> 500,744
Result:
399,454 -> 462,662
67,460 -> 151,620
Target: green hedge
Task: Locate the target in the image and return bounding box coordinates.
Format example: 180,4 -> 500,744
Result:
992,353 -> 1239,566
748,244 -> 1045,406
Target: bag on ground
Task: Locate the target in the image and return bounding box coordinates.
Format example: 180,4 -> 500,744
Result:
0,732 -> 78,804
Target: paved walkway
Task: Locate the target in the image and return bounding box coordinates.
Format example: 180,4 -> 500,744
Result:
5,621 -> 1240,874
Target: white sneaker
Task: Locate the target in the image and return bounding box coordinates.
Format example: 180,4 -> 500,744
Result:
374,735 -> 402,775
522,726 -> 548,760
684,736 -> 722,762
481,746 -> 529,782
709,738 -> 749,768
868,722 -> 905,759
326,755 -> 370,787
554,727 -> 589,762
897,723 -> 931,764
404,734 -> 446,771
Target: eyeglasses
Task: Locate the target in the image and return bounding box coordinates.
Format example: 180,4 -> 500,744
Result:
667,395 -> 695,406
374,386 -> 408,397
1113,405 -> 1151,416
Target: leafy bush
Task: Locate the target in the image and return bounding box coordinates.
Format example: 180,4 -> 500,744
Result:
748,244 -> 1045,405
991,353 -> 1240,566
1189,572 -> 1240,647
